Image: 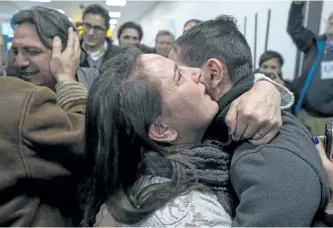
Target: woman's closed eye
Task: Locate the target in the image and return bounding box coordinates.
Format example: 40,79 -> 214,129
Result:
177,71 -> 184,85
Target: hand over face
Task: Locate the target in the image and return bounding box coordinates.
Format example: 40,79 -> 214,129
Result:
225,80 -> 282,145
50,27 -> 81,82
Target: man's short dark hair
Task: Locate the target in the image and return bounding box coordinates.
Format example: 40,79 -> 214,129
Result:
259,50 -> 284,67
174,15 -> 253,83
82,4 -> 110,30
183,19 -> 202,29
117,21 -> 143,41
11,6 -> 75,50
155,30 -> 174,44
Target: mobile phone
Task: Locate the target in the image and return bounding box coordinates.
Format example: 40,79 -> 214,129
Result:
324,122 -> 333,161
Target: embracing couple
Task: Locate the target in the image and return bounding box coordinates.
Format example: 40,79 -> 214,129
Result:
82,15 -> 330,227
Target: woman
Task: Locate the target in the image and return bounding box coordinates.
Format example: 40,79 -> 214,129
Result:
82,47 -> 285,227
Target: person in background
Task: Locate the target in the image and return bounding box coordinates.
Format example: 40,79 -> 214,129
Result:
183,19 -> 202,33
117,21 -> 143,47
256,50 -> 295,111
287,0 -> 333,135
0,24 -> 87,226
80,4 -> 122,70
155,30 -> 174,57
258,51 -> 285,85
170,15 -> 329,226
9,7 -> 98,90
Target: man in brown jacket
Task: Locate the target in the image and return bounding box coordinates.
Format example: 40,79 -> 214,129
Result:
8,7 -> 98,89
0,13 -> 88,225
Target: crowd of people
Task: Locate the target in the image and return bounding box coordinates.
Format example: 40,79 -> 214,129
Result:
0,1 -> 333,227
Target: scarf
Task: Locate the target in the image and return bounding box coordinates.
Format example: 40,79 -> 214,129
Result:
142,141 -> 238,217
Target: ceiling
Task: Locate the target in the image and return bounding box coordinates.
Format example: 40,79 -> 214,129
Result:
0,1 -> 159,32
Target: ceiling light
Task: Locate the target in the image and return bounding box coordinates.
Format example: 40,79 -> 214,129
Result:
109,19 -> 118,25
106,0 -> 126,7
110,24 -> 116,29
30,0 -> 52,2
109,12 -> 121,17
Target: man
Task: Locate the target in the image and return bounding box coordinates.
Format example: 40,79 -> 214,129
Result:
80,4 -> 122,70
287,0 -> 333,135
170,15 -> 330,226
155,30 -> 174,57
9,6 -> 98,89
117,21 -> 143,47
0,24 -> 87,226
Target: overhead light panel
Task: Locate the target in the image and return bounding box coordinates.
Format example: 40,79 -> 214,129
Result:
109,19 -> 118,25
109,12 -> 121,17
110,24 -> 116,29
30,0 -> 52,2
106,0 -> 126,7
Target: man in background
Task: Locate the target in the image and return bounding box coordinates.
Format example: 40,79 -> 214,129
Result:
80,4 -> 122,70
288,0 -> 333,135
117,21 -> 143,47
155,30 -> 174,57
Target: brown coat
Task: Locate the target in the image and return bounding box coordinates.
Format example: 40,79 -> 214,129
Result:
0,77 -> 86,226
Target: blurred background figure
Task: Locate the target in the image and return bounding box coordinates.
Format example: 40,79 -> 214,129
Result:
117,21 -> 143,47
155,30 -> 174,57
256,50 -> 295,114
257,50 -> 293,88
80,4 -> 122,69
287,0 -> 333,135
183,19 -> 202,33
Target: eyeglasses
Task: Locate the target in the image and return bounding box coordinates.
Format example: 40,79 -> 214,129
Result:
82,22 -> 106,34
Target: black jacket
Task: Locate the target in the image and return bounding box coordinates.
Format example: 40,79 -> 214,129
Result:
79,38 -> 123,69
205,74 -> 329,226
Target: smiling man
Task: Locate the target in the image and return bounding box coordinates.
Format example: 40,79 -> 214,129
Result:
10,7 -> 98,90
170,15 -> 330,226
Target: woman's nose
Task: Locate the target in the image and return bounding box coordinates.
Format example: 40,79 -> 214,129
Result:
191,68 -> 202,83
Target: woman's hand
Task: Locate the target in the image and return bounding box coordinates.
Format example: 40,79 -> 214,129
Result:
313,136 -> 333,191
225,80 -> 282,145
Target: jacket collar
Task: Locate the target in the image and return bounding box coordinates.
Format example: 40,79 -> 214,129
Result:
204,74 -> 254,146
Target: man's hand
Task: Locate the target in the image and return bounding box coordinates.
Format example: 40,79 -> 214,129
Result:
225,80 -> 282,145
50,27 -> 80,82
315,136 -> 333,191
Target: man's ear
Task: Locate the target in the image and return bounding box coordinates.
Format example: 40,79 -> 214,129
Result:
149,121 -> 178,143
205,58 -> 224,89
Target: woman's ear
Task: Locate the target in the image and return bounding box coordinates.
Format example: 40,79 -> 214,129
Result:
149,121 -> 178,143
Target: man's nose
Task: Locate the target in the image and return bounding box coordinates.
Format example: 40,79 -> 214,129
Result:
15,53 -> 30,68
88,28 -> 95,36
